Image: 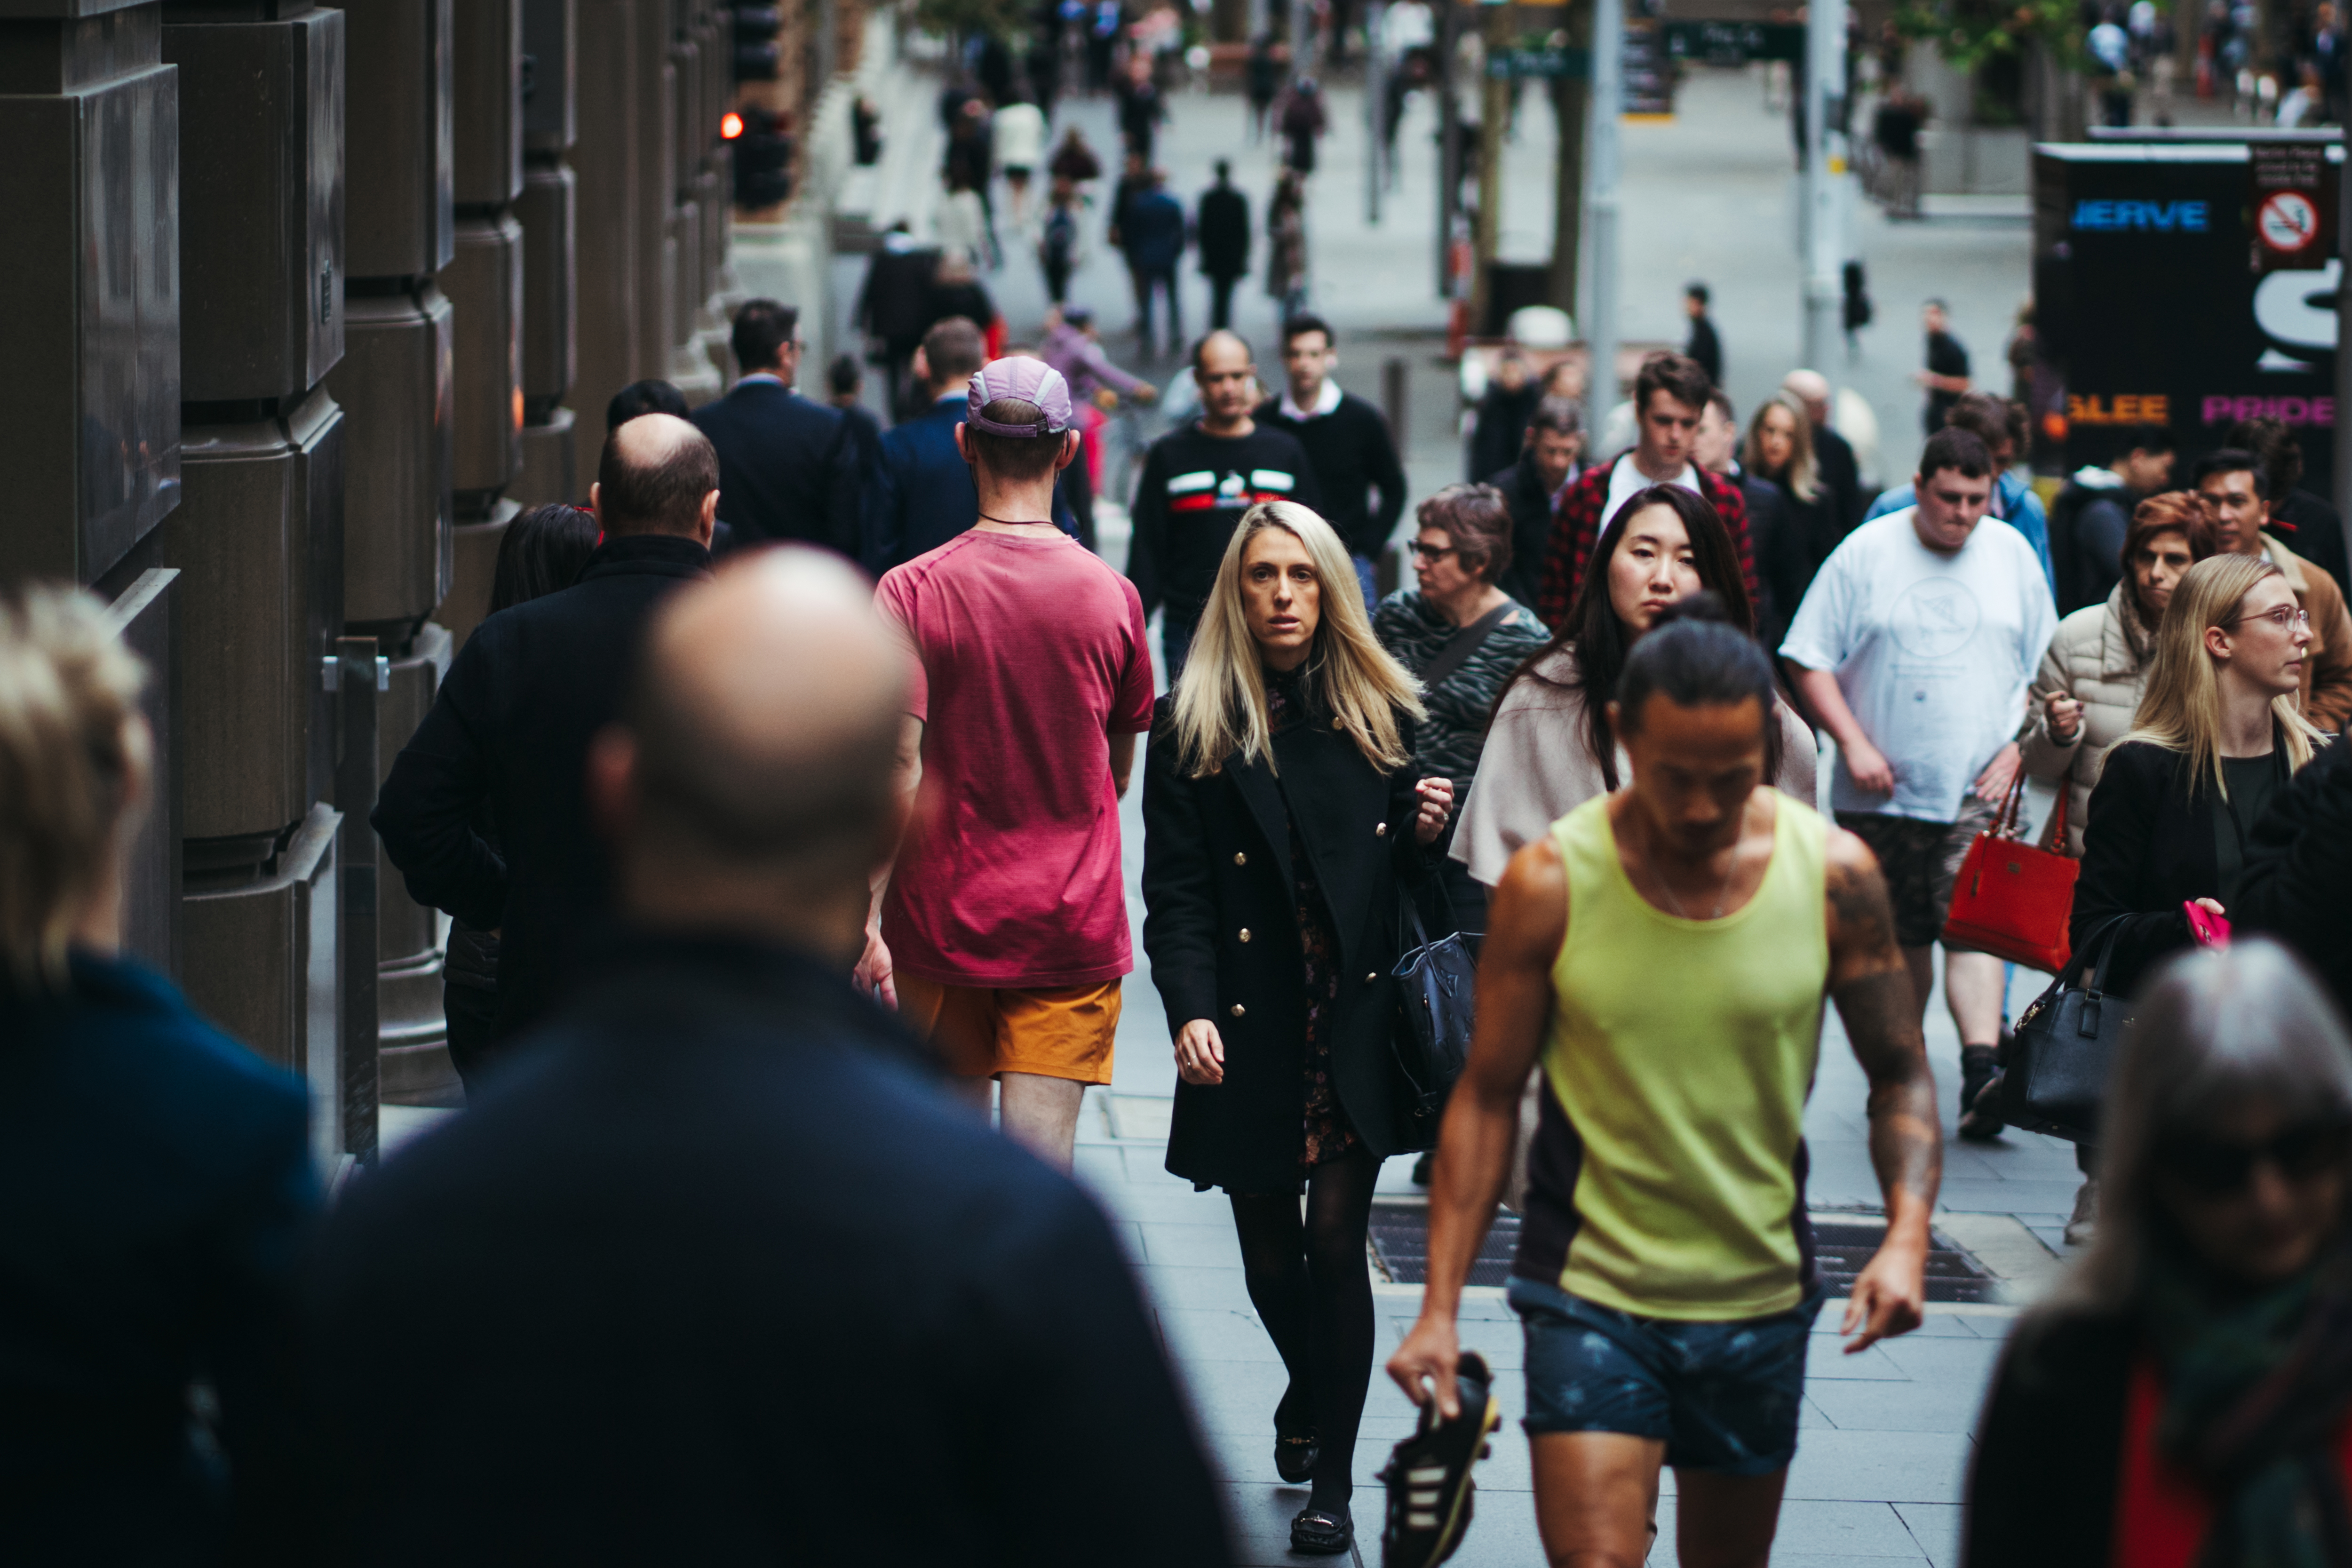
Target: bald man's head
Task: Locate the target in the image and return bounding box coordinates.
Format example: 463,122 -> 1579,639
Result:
593,413 -> 721,537
605,547 -> 906,915
1781,369 -> 1830,422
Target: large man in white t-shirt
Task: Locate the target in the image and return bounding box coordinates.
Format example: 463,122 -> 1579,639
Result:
1534,352 -> 1756,629
1780,427 -> 2057,1140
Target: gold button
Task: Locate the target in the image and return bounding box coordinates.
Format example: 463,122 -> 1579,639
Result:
1230,1003 -> 1246,1018
1234,852 -> 1248,866
1375,822 -> 1388,837
1333,719 -> 1345,732
1238,928 -> 1252,942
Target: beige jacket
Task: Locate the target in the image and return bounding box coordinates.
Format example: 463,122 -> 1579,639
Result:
2019,584 -> 2151,857
1449,645 -> 1821,887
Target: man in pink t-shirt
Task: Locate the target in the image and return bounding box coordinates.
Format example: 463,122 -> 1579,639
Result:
865,358 -> 1156,1170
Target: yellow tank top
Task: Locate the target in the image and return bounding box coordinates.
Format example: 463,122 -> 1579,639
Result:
1527,793 -> 1830,1320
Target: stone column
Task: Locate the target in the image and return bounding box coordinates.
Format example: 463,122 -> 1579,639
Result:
570,0 -> 638,439
326,0 -> 457,1103
155,1 -> 350,1080
512,0 -> 579,509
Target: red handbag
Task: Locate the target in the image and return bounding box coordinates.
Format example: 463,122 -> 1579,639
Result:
1939,773 -> 2079,973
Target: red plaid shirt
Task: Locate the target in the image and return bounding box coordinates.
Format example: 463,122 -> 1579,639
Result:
1534,458 -> 1758,631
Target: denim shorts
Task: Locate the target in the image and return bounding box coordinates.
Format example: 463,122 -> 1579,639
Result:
1508,1275 -> 1823,1475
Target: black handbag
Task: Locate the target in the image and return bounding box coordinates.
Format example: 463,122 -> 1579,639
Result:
1391,899 -> 1477,1145
1997,914 -> 2136,1142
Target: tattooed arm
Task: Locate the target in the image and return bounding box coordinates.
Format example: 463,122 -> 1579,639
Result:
1824,828 -> 1943,1352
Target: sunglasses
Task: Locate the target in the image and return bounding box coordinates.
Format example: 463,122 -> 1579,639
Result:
2156,1121 -> 2352,1197
1409,541 -> 1458,563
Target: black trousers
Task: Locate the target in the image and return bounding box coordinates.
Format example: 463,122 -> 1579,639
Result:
1207,272 -> 1239,329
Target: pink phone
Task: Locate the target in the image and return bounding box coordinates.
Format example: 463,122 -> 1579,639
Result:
2184,901 -> 2232,948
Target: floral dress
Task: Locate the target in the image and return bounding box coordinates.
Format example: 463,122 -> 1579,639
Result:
1264,665 -> 1361,1170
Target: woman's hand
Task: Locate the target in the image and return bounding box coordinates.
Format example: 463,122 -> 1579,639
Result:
2193,897 -> 2226,918
1413,777 -> 1455,846
1175,1018 -> 1226,1085
2042,689 -> 2084,745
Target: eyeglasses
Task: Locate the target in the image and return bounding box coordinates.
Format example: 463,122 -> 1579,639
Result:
2156,1121 -> 2352,1197
2229,605 -> 2311,631
1409,541 -> 1458,563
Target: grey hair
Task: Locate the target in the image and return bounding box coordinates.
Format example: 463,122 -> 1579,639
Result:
2055,940 -> 2352,1315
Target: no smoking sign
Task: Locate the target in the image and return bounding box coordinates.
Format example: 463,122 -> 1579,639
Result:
2261,190 -> 2322,254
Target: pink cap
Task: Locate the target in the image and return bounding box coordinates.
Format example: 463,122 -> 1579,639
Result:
966,356 -> 1074,437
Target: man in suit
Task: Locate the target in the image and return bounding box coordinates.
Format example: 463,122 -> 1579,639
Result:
1485,394 -> 1585,608
1119,168 -> 1188,357
1196,159 -> 1251,331
373,414 -> 715,1060
862,317 -> 1078,573
306,549 -> 1232,1568
691,299 -> 860,555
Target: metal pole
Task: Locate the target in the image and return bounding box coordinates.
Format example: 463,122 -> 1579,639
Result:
1588,0 -> 1621,434
334,637 -> 383,1165
1802,0 -> 1847,373
1367,0 -> 1386,222
1438,0 -> 1463,294
2335,136 -> 2352,537
1290,0 -> 1314,79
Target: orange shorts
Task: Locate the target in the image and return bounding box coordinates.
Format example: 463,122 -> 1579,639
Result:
895,976 -> 1122,1084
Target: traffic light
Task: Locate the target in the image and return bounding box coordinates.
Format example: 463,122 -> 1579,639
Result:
731,3 -> 781,82
732,106 -> 792,207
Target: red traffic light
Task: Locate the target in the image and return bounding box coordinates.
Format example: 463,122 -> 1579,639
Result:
721,111 -> 745,140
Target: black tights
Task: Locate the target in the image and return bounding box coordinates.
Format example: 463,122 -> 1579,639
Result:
1229,1144 -> 1383,1512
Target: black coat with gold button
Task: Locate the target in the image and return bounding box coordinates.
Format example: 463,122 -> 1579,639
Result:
1141,692 -> 1434,1193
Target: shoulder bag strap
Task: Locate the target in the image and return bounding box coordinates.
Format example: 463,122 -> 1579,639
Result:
1418,604 -> 1517,692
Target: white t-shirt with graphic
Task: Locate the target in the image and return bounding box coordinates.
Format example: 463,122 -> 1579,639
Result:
1780,508 -> 2058,823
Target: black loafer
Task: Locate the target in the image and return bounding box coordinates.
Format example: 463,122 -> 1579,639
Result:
1958,1047 -> 2006,1142
1275,1429 -> 1319,1485
1290,1506 -> 1352,1555
1378,1350 -> 1502,1568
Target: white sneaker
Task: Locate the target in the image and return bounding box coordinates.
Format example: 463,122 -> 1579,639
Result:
2064,1178 -> 2098,1247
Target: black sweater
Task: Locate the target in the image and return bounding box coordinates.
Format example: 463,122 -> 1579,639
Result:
2238,732 -> 2352,1019
1965,1308 -> 2139,1568
1126,422 -> 1323,627
1255,391 -> 1408,561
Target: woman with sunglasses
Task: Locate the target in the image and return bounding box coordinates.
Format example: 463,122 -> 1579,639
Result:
1372,484 -> 1549,939
1451,484 -> 1817,894
2071,552 -> 2326,1007
1967,939 -> 2352,1568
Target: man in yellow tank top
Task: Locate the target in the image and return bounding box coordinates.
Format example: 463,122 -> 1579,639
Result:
1388,601 -> 1942,1568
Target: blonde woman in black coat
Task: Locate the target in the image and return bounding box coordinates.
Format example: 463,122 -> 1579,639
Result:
1143,499 -> 1454,1557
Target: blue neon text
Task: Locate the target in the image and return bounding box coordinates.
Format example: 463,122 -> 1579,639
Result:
2071,199 -> 2210,232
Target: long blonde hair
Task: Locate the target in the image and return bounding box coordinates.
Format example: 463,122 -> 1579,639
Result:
1742,391 -> 1819,503
0,585 -> 150,991
2124,553 -> 2322,798
1169,500 -> 1425,778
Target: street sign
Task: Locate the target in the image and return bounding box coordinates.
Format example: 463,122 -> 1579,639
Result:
1662,19 -> 1805,64
1622,16 -> 1674,114
2034,141 -> 2342,494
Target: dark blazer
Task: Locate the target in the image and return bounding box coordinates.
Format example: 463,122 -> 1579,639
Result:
1469,381 -> 1541,482
690,379 -> 860,554
1813,422 -> 1867,532
860,395 -> 1079,574
1963,1307 -> 2138,1568
297,934 -> 1230,1567
1197,182 -> 1250,277
373,534 -> 710,1040
2073,738 -> 2293,1000
1486,453 -> 1557,609
2238,732 -> 2352,1019
0,951 -> 316,1563
1142,695 -> 1432,1191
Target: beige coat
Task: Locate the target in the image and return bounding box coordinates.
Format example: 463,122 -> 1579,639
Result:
1449,646 -> 1820,888
2267,533 -> 2352,734
2019,583 -> 2152,857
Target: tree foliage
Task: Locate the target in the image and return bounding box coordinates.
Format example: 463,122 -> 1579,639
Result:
1891,0 -> 2087,75
912,0 -> 1033,44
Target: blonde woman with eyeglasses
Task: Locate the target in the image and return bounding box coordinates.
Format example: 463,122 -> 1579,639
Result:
0,586 -> 317,1558
2073,552 -> 2329,1007
1141,499 -> 1453,1555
